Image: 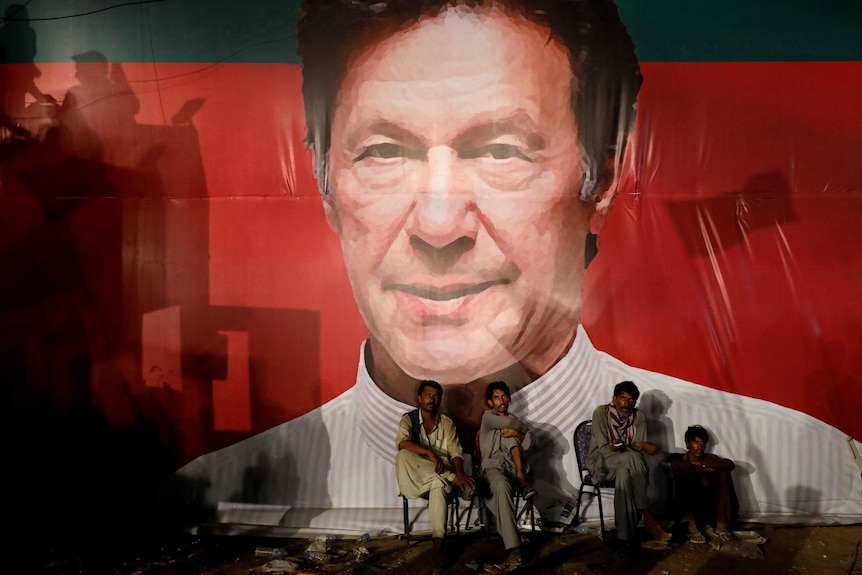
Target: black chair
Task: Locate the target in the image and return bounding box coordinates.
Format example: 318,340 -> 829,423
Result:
402,492 -> 460,539
573,419 -> 615,536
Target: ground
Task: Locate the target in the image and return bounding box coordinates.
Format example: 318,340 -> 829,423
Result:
19,523 -> 861,575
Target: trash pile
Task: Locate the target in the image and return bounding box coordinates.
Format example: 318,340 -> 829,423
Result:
252,533 -> 378,575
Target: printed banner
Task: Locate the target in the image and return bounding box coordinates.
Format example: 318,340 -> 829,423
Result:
1,0 -> 860,534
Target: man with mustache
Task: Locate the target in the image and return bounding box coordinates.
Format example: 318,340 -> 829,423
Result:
587,381 -> 670,551
395,380 -> 474,555
478,381 -> 536,568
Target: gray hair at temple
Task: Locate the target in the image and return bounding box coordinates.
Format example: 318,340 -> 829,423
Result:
296,0 -> 642,202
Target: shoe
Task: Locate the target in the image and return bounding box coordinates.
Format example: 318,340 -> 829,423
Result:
482,553 -> 522,573
715,530 -> 738,543
521,487 -> 537,500
688,530 -> 706,544
460,483 -> 476,500
506,547 -> 523,567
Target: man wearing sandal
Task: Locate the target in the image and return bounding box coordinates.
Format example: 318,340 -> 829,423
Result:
396,380 -> 476,558
671,425 -> 739,544
587,381 -> 671,552
479,381 -> 537,569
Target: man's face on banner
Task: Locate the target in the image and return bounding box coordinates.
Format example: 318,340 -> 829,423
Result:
324,6 -> 597,384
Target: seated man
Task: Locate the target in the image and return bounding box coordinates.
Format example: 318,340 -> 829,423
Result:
586,381 -> 670,549
395,380 -> 475,553
478,381 -> 536,568
670,425 -> 739,544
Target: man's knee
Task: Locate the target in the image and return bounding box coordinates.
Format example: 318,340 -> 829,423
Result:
501,436 -> 520,451
396,449 -> 420,465
613,466 -> 645,489
613,451 -> 646,473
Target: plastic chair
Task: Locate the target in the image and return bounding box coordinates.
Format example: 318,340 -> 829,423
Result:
573,419 -> 615,536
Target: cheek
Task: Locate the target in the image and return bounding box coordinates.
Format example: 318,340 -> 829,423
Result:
500,199 -> 584,284
333,175 -> 414,261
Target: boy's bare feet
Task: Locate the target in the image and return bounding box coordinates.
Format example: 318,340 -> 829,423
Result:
643,509 -> 671,543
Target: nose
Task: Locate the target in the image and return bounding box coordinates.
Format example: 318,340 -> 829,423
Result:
407,146 -> 478,267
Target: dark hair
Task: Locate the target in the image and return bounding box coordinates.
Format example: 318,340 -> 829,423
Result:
613,380 -> 640,400
297,0 -> 642,199
417,380 -> 443,396
684,425 -> 710,444
485,381 -> 511,401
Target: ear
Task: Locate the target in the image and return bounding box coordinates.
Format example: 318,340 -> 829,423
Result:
312,147 -> 342,235
487,399 -> 493,408
589,154 -> 621,235
322,194 -> 342,235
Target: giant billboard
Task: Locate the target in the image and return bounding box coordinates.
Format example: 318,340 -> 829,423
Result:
1,0 -> 860,534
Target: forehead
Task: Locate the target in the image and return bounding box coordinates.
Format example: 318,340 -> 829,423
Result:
491,389 -> 509,399
420,386 -> 440,396
334,5 -> 575,138
614,392 -> 636,400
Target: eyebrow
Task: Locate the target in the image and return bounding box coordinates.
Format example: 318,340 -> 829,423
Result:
345,120 -> 425,151
454,112 -> 547,152
346,111 -> 547,152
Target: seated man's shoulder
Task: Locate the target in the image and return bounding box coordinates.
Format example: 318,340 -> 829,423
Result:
705,453 -> 734,465
591,404 -> 608,418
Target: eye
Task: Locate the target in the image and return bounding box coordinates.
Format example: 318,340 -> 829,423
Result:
462,143 -> 531,161
355,143 -> 423,161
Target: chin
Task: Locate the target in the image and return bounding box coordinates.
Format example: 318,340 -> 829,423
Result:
402,352 -> 511,385
389,333 -> 514,383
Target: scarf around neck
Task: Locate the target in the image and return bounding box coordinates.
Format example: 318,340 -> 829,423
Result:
607,402 -> 637,446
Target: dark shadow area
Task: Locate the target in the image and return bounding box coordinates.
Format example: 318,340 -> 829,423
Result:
0,4 -> 50,130
1,18 -> 318,565
639,389 -> 676,521
665,171 -> 797,258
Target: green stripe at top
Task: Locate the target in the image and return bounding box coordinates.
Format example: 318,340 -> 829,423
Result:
1,0 -> 861,64
618,0 -> 862,62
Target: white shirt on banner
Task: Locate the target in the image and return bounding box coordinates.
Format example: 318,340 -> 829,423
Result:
167,325 -> 862,531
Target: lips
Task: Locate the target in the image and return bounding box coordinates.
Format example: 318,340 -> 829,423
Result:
387,278 -> 511,321
389,279 -> 510,301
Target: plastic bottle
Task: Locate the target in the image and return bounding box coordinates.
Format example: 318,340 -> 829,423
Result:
359,532 -> 371,542
573,524 -> 599,535
255,546 -> 288,559
306,550 -> 327,562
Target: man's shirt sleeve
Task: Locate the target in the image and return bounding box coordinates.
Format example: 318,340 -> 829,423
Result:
443,416 -> 464,462
395,413 -> 412,449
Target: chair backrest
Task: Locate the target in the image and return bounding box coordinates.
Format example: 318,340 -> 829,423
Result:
573,419 -> 593,479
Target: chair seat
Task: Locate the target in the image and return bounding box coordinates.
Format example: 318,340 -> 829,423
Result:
583,474 -> 615,488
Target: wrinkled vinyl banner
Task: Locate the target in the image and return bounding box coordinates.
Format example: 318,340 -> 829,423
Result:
1,0 -> 860,535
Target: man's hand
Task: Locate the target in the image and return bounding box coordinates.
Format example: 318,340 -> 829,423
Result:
453,471 -> 476,493
501,428 -> 525,442
428,451 -> 443,474
639,441 -> 661,456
